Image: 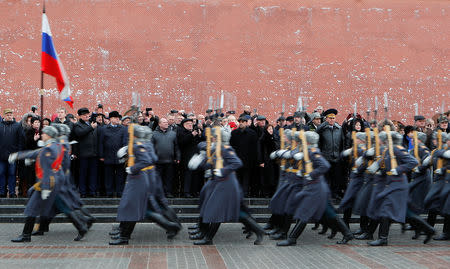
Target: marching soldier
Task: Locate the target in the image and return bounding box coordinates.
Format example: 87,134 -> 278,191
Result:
365,127 -> 420,246
277,131 -> 353,246
10,126 -> 78,242
424,131 -> 449,240
188,126 -> 264,245
339,131 -> 369,229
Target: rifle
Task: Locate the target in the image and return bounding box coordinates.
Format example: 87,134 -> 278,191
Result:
351,131 -> 357,168
436,130 -> 443,171
384,125 -> 398,170
127,124 -> 135,167
214,126 -> 223,169
279,128 -> 286,169
374,127 -> 380,160
365,127 -> 373,165
205,127 -> 212,165
413,131 -> 420,164
300,130 -> 313,175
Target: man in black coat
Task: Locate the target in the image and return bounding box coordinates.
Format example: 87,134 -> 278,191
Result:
98,111 -> 128,197
316,109 -> 346,201
72,108 -> 99,197
177,118 -> 201,197
152,118 -> 180,198
0,109 -> 24,198
230,116 -> 258,197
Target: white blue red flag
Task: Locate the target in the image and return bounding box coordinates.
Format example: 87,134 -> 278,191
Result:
41,13 -> 73,108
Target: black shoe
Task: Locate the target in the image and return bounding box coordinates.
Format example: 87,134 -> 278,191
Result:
193,239 -> 212,245
353,229 -> 364,235
311,223 -> 320,230
337,234 -> 354,244
0,193 -> 6,198
433,233 -> 450,241
9,194 -> 17,198
11,234 -> 31,243
109,238 -> 129,245
31,231 -> 44,236
166,194 -> 174,198
355,232 -> 373,240
270,232 -> 287,240
74,231 -> 86,241
424,230 -> 436,244
368,237 -> 388,246
276,238 -> 296,246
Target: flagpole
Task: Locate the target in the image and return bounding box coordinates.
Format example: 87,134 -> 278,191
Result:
40,0 -> 45,120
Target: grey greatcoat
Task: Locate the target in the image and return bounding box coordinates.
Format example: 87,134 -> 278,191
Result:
199,145 -> 243,223
116,141 -> 154,222
23,142 -> 64,217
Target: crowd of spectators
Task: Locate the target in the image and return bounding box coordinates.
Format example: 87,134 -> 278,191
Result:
0,104 -> 448,200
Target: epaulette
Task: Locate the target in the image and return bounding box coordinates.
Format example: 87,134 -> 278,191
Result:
136,142 -> 142,145
396,145 -> 405,149
224,145 -> 230,149
311,148 -> 317,152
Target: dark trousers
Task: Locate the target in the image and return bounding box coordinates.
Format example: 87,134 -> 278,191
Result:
0,161 -> 16,196
156,163 -> 175,195
236,166 -> 251,196
104,164 -> 125,196
325,160 -> 345,198
79,157 -> 98,196
182,168 -> 195,195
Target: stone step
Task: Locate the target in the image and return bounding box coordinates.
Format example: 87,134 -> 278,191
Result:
0,198 -> 270,206
0,205 -> 273,215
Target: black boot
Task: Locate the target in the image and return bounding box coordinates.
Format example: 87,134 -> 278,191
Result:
356,219 -> 378,240
354,216 -> 369,235
330,217 -> 354,244
433,215 -> 450,241
343,208 -> 352,229
368,217 -> 390,246
12,217 -> 35,243
32,216 -> 51,236
109,222 -> 135,245
406,215 -> 436,244
68,211 -> 88,241
194,223 -> 220,245
146,211 -> 181,232
277,221 -> 306,246
427,210 -> 437,227
189,222 -> 209,240
240,213 -> 264,245
80,207 -> 96,229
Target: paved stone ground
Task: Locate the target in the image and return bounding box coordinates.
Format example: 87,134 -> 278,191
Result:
0,223 -> 448,269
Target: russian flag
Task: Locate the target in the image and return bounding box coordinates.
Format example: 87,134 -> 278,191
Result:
41,13 -> 73,108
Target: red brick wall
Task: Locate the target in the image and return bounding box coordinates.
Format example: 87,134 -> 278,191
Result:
1,0 -> 448,123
